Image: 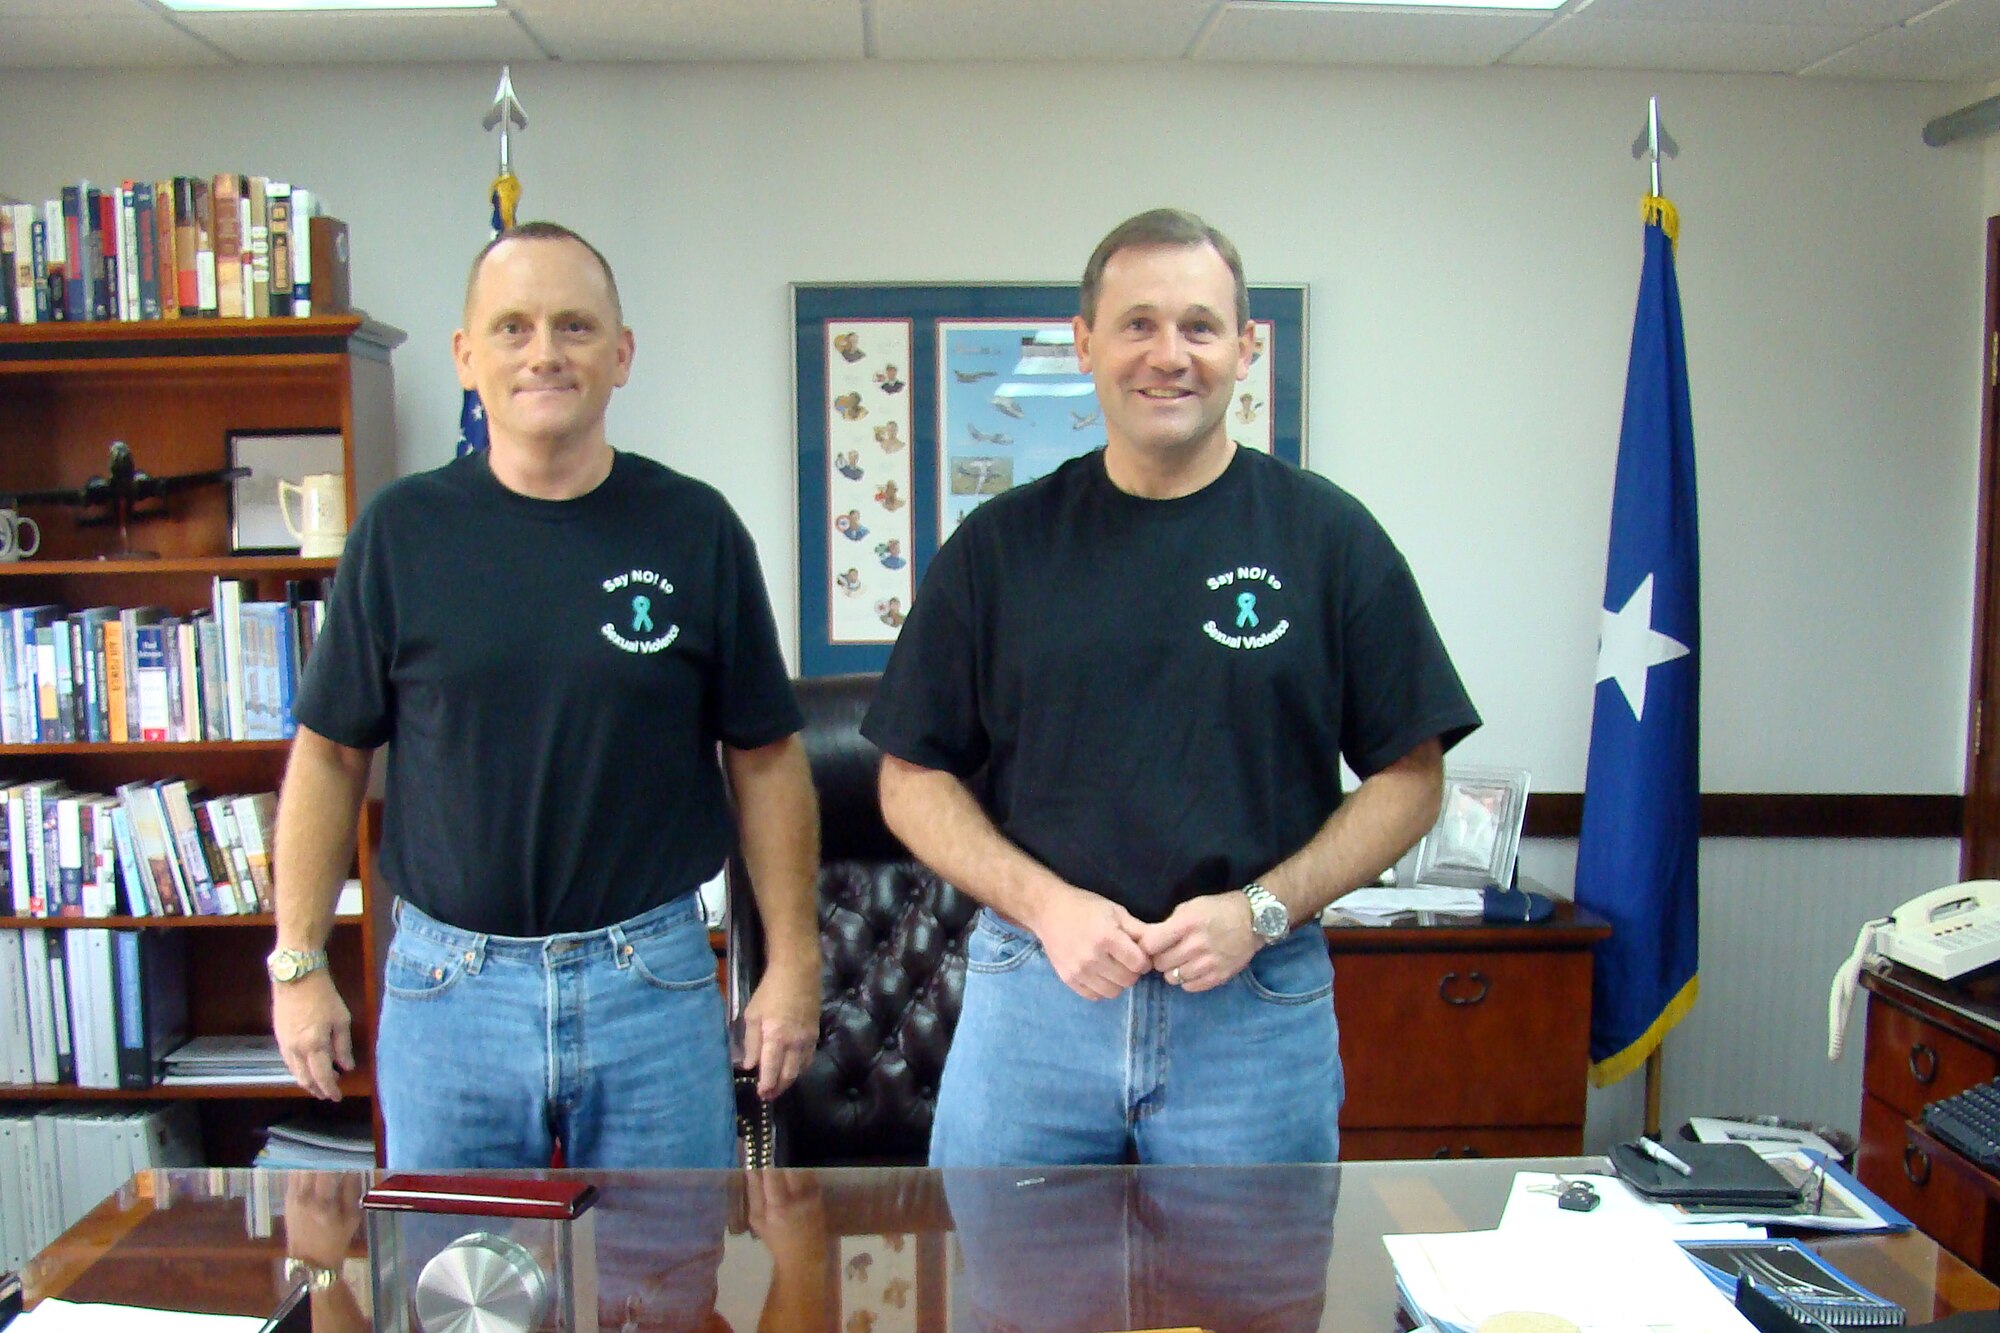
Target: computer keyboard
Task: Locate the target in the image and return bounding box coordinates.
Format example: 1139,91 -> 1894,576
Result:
1921,1079 -> 2000,1170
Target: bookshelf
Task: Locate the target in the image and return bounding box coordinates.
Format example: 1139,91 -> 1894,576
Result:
0,314 -> 401,1165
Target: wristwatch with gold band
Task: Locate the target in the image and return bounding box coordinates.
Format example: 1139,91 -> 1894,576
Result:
267,947 -> 329,983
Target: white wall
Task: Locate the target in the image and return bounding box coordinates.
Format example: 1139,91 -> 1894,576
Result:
0,60 -> 1985,794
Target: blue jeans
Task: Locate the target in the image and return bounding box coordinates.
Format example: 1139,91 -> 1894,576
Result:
929,909 -> 1343,1166
374,894 -> 733,1169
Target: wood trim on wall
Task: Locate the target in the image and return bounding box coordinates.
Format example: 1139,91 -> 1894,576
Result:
1523,793 -> 1962,840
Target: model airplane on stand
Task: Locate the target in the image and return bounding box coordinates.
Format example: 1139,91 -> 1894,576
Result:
5,441 -> 248,559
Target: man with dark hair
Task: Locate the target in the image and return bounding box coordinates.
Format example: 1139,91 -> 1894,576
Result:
271,223 -> 821,1168
862,206 -> 1479,1165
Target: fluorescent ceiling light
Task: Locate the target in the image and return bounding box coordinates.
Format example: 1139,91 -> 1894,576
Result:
159,0 -> 496,11
1237,0 -> 1566,9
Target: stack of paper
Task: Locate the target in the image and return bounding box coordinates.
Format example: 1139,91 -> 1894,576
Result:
252,1113 -> 373,1169
1386,1156 -> 1908,1333
159,1034 -> 288,1086
1386,1225 -> 1757,1333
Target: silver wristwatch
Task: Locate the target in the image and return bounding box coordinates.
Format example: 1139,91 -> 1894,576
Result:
1242,882 -> 1289,946
267,947 -> 330,983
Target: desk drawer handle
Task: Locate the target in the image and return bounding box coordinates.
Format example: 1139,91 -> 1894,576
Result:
1904,1143 -> 1932,1185
1908,1043 -> 1938,1084
1439,971 -> 1490,1006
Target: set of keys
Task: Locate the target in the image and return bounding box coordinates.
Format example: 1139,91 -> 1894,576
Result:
1525,1175 -> 1602,1212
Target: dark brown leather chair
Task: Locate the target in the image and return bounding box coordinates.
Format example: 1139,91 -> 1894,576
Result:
729,673 -> 978,1167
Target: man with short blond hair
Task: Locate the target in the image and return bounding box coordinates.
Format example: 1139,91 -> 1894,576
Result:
272,222 -> 820,1168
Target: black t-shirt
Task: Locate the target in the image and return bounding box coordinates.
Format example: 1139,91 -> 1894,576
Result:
294,450 -> 803,936
861,447 -> 1480,923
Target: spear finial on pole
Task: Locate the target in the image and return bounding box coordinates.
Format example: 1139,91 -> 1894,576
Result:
482,65 -> 529,230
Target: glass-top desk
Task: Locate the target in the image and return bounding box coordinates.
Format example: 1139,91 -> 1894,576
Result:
25,1157 -> 2000,1332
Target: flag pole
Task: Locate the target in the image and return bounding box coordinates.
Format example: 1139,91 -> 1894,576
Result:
1632,96 -> 1680,1141
458,68 -> 530,456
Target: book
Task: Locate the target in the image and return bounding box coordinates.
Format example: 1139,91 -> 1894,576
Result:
1684,1239 -> 1905,1327
291,188 -> 313,316
106,801 -> 150,917
132,181 -> 159,321
43,199 -> 66,322
151,179 -> 174,320
156,779 -> 220,915
233,792 -> 276,912
116,780 -> 183,916
172,175 -> 199,316
268,182 -> 293,317
308,214 -> 350,315
1608,1139 -> 1803,1208
17,930 -> 55,1082
211,173 -> 243,319
191,176 -> 216,317
132,622 -> 170,743
110,929 -> 188,1090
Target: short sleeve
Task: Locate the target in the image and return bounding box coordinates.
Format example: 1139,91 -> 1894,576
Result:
292,505 -> 395,750
1336,526 -> 1481,779
709,505 -> 804,751
860,530 -> 989,776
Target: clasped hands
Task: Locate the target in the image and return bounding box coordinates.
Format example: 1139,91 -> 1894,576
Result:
1035,885 -> 1260,1001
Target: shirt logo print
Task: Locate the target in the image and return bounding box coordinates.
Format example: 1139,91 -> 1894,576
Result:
1203,564 -> 1290,651
601,569 -> 679,655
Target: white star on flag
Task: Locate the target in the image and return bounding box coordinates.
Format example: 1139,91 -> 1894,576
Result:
1594,573 -> 1690,722
472,404 -> 484,420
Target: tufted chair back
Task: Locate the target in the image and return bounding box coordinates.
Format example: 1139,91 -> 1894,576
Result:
729,673 -> 979,1167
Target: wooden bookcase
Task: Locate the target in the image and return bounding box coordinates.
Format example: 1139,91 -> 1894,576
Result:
0,315 -> 401,1164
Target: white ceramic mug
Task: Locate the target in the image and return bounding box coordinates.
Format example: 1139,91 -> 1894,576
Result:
0,509 -> 42,562
279,474 -> 348,559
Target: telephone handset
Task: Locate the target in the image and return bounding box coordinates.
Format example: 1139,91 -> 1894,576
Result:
1828,880 -> 2000,1060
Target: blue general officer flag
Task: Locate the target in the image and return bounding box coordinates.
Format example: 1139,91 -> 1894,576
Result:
456,172 -> 521,456
1575,197 -> 1700,1088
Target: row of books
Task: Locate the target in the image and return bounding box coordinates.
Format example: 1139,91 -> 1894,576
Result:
0,928 -> 188,1092
0,1103 -> 200,1272
5,780 -> 279,919
0,174 -> 349,326
0,581 -> 326,746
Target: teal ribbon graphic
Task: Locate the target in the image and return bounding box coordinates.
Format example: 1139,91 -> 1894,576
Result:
1236,592 -> 1259,629
631,595 -> 653,633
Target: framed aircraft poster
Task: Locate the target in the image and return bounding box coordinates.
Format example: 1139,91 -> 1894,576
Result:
792,282 -> 1307,677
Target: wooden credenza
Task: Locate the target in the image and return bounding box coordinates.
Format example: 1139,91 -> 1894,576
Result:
1856,962 -> 2000,1276
1328,902 -> 1610,1160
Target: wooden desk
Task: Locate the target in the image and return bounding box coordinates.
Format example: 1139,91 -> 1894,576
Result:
27,1157 -> 1994,1332
1859,959 -> 2000,1277
1327,901 -> 1611,1159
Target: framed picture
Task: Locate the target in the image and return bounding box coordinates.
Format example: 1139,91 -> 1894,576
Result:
227,428 -> 344,554
793,282 -> 1308,676
1411,765 -> 1532,891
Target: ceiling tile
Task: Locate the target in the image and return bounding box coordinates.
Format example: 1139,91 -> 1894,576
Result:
505,0 -> 863,61
0,15 -> 225,67
1576,0 -> 1935,25
177,9 -> 543,64
0,0 -> 159,14
1198,5 -> 1549,66
872,0 -> 1212,61
1802,0 -> 2000,81
1505,15 -> 1878,74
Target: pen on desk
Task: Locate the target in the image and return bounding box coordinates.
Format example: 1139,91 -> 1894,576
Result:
1637,1135 -> 1694,1177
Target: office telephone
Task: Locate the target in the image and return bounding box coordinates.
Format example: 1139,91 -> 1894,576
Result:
1827,881 -> 2000,1060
